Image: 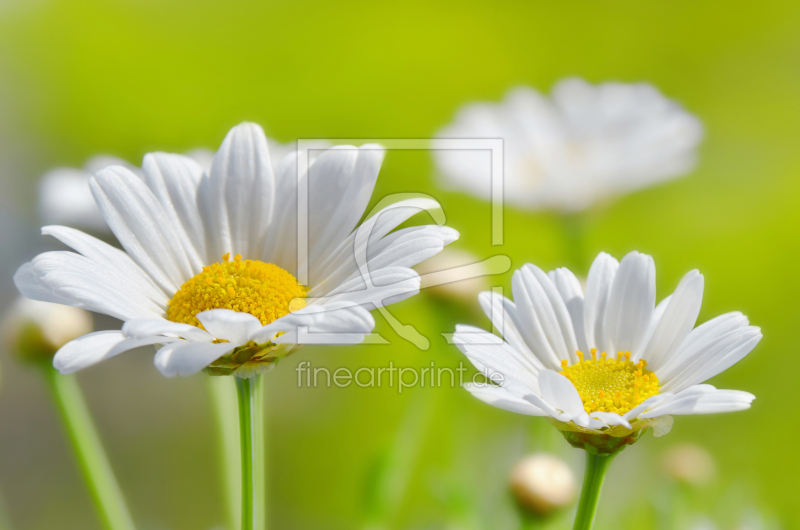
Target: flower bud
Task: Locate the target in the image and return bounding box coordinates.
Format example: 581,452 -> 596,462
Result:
662,443 -> 716,486
510,453 -> 577,516
2,297 -> 93,362
416,248 -> 490,302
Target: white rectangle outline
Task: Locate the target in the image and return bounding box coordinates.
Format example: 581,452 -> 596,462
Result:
295,138 -> 504,285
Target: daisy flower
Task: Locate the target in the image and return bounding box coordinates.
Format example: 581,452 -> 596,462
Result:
16,122 -> 458,378
39,155 -> 141,233
454,251 -> 759,444
433,78 -> 704,212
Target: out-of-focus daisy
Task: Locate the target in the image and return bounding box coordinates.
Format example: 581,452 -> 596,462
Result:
433,78 -> 703,212
510,453 -> 576,517
453,251 -> 759,445
16,122 -> 457,378
39,155 -> 141,232
39,140 -> 327,235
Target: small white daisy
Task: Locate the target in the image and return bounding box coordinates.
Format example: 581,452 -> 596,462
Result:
454,251 -> 759,442
17,122 -> 458,377
39,155 -> 141,232
433,78 -> 704,212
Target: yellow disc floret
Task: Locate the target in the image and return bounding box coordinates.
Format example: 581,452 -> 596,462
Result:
167,253 -> 307,329
559,348 -> 659,415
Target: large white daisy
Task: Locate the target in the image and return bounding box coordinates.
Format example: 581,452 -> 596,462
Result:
454,251 -> 759,440
433,78 -> 704,212
16,122 -> 458,377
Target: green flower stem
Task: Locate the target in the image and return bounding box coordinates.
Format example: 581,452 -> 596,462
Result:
572,451 -> 616,530
207,376 -> 242,530
558,213 -> 586,273
235,374 -> 266,530
42,366 -> 135,530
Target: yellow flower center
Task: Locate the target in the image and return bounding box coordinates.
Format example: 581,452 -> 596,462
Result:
166,253 -> 307,329
559,349 -> 659,415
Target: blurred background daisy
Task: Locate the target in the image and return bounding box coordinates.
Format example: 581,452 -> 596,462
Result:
0,1 -> 797,529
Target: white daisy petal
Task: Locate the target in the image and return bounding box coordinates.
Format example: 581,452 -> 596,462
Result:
14,262 -> 82,307
657,312 -> 750,381
154,341 -> 236,378
452,324 -> 541,392
255,303 -> 375,345
642,269 -> 704,371
26,251 -> 164,321
639,385 -> 755,418
510,267 -> 563,369
321,267 -> 421,309
201,122 -> 274,260
307,145 -> 385,264
604,251 -> 655,357
464,383 -> 548,416
660,327 -> 762,394
53,331 -> 130,374
311,197 -> 445,286
583,252 -> 619,353
42,225 -> 169,307
196,309 -> 263,345
141,152 -> 207,268
537,369 -> 585,417
476,291 -> 539,367
589,411 -> 632,430
91,166 -> 194,292
548,267 -> 587,352
122,319 -> 214,342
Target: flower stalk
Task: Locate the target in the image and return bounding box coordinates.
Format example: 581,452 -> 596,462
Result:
208,376 -> 242,530
235,374 -> 266,530
42,366 -> 135,530
572,451 -> 617,530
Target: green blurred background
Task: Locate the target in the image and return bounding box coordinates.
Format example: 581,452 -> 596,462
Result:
0,0 -> 798,528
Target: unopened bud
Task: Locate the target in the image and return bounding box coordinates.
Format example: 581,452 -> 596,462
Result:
2,297 -> 93,361
662,443 -> 716,486
416,248 -> 490,302
510,453 -> 576,516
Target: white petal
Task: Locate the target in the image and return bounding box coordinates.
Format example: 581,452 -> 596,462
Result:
122,319 -> 214,342
452,324 -> 540,393
196,309 -> 262,344
657,312 -> 749,381
306,145 -> 384,265
548,267 -> 587,352
583,252 -> 619,353
659,326 -> 761,393
642,269 -> 704,371
14,262 -> 81,307
154,341 -> 235,377
26,251 -> 165,321
604,251 -> 655,356
310,197 -> 444,286
589,411 -> 632,430
463,383 -> 548,416
202,122 -> 274,260
91,166 -> 194,292
42,225 -> 169,307
320,267 -> 421,309
537,369 -> 585,417
477,291 -> 539,368
141,152 -> 207,268
510,267 -> 565,369
53,331 -> 127,374
639,385 -> 755,417
261,303 -> 376,345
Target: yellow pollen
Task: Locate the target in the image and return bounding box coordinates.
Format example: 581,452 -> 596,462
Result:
560,351 -> 660,414
166,254 -> 308,329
